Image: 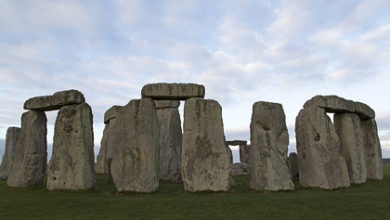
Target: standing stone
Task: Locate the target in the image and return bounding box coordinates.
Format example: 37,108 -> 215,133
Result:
231,163 -> 249,176
295,107 -> 350,189
239,145 -> 251,164
7,111 -> 47,188
334,113 -> 367,184
0,127 -> 21,179
362,119 -> 383,180
110,98 -> 159,192
287,152 -> 299,179
182,98 -> 230,192
47,103 -> 95,190
96,106 -> 124,175
155,100 -> 182,183
249,102 -> 294,191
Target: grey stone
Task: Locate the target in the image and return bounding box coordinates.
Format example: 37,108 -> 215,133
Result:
47,103 -> 96,190
226,140 -> 247,146
110,98 -> 159,192
182,98 -> 230,192
249,101 -> 294,191
287,152 -> 299,179
0,127 -> 21,179
103,105 -> 124,124
334,113 -> 367,184
154,100 -> 180,109
24,89 -> 85,111
231,163 -> 249,176
362,119 -> 383,180
7,111 -> 47,188
354,102 -> 375,120
142,83 -> 205,100
239,145 -> 251,164
303,95 -> 374,120
295,107 -> 350,189
156,106 -> 182,183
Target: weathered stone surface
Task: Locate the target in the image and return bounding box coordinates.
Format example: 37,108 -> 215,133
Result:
156,106 -> 182,183
7,111 -> 47,188
295,107 -> 350,189
47,103 -> 95,190
103,105 -> 124,124
226,140 -> 247,146
287,152 -> 299,179
354,102 -> 375,120
110,98 -> 159,192
182,98 -> 230,192
362,119 -> 383,180
24,89 -> 85,111
142,83 -> 205,100
303,95 -> 374,120
231,163 -> 249,176
249,101 -> 294,191
239,145 -> 251,164
95,124 -> 109,175
0,127 -> 21,179
154,100 -> 180,109
334,113 -> 367,184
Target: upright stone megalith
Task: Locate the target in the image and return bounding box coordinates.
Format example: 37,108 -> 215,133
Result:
334,113 -> 367,184
182,98 -> 231,192
47,103 -> 96,190
287,152 -> 299,179
96,106 -> 124,175
240,145 -> 251,164
155,100 -> 182,183
362,119 -> 383,180
110,98 -> 159,192
0,127 -> 21,179
7,111 -> 47,188
249,102 -> 294,191
295,107 -> 350,189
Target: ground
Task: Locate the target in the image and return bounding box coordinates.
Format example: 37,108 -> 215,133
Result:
0,164 -> 389,219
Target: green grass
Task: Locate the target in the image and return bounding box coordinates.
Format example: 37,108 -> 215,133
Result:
1,165 -> 390,220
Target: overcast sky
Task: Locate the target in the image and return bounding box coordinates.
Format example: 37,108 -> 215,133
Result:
0,0 -> 389,159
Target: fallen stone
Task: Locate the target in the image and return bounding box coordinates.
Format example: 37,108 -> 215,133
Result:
226,140 -> 247,146
47,103 -> 96,190
110,98 -> 159,192
182,98 -> 230,192
334,113 -> 367,184
287,152 -> 299,179
103,105 -> 124,124
156,106 -> 182,183
231,163 -> 249,176
7,111 -> 47,188
303,95 -> 374,120
154,100 -> 180,109
362,119 -> 383,180
249,101 -> 294,191
24,89 -> 85,111
142,83 -> 205,100
0,127 -> 21,179
295,107 -> 350,189
239,145 -> 251,164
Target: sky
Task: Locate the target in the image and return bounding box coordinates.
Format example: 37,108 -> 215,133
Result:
0,0 -> 390,160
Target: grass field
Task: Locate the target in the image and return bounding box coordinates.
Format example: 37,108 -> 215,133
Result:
0,165 -> 389,220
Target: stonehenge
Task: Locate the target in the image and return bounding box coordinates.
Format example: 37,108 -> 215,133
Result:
0,84 -> 384,194
47,103 -> 95,190
5,89 -> 96,190
155,100 -> 182,183
7,110 -> 47,188
182,98 -> 231,192
0,127 -> 20,179
296,95 -> 382,189
110,98 -> 159,192
249,101 -> 294,191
